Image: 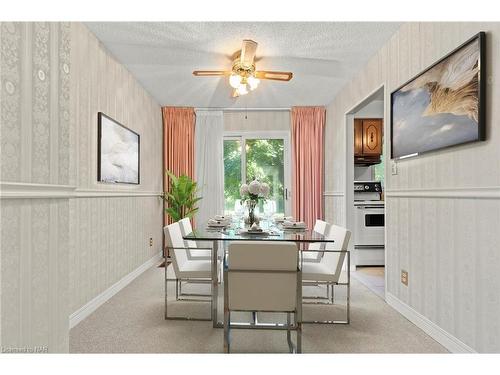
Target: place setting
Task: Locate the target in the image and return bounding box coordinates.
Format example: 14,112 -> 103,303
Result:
206,214 -> 232,231
274,215 -> 307,231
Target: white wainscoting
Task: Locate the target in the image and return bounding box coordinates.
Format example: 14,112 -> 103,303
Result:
69,251 -> 163,329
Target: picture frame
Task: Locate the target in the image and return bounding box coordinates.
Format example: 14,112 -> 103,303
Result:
97,112 -> 140,184
390,32 -> 486,159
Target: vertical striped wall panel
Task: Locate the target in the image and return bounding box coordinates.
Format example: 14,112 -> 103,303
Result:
69,23 -> 163,314
325,22 -> 500,352
1,22 -> 163,352
223,110 -> 290,132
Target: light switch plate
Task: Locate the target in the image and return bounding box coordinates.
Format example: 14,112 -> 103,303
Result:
391,161 -> 398,175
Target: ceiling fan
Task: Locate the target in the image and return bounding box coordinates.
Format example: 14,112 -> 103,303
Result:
193,39 -> 293,98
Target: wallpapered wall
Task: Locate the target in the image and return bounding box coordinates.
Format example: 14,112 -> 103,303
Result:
0,22 -> 163,352
223,110 -> 290,132
325,22 -> 500,352
68,23 -> 163,316
1,22 -> 72,352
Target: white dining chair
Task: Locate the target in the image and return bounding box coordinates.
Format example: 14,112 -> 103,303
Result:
178,217 -> 211,260
302,224 -> 351,324
302,219 -> 330,263
223,241 -> 302,353
164,222 -> 213,321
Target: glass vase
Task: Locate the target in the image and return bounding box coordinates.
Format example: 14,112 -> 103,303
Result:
246,199 -> 258,226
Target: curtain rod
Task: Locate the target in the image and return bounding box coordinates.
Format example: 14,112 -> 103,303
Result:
195,107 -> 291,112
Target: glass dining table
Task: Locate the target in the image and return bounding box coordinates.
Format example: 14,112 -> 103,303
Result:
183,219 -> 342,328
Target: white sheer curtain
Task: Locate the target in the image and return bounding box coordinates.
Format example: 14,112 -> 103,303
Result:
194,110 -> 224,228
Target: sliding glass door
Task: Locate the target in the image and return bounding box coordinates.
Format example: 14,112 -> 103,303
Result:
223,132 -> 291,216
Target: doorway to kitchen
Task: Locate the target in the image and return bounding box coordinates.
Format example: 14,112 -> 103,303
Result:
345,86 -> 386,299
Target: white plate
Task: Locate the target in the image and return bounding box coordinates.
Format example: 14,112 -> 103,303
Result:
282,225 -> 306,230
207,222 -> 228,228
239,229 -> 269,236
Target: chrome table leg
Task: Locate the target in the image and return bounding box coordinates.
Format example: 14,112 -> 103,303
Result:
212,240 -> 220,328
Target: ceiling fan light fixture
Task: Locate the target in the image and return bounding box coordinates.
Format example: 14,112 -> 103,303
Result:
229,74 -> 242,89
247,75 -> 260,91
236,83 -> 248,96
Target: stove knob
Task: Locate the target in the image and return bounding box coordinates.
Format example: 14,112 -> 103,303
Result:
364,185 -> 369,190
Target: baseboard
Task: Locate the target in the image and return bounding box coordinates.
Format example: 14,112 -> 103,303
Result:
69,251 -> 163,329
385,292 -> 476,353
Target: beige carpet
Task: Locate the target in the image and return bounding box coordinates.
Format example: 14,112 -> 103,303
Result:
70,264 -> 447,353
353,266 -> 385,299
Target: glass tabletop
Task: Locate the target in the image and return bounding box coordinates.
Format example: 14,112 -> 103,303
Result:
184,219 -> 335,243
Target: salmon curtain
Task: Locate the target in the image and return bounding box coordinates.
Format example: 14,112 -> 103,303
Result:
162,107 -> 195,226
291,106 -> 325,230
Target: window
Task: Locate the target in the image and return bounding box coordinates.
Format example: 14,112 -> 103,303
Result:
223,132 -> 291,215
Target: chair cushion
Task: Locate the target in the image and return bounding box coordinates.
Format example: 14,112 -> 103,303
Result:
301,252 -> 319,261
177,259 -> 212,279
190,249 -> 212,258
302,262 -> 337,282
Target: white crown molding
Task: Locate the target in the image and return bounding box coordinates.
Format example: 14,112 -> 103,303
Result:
385,186 -> 500,199
69,252 -> 163,329
386,293 -> 476,353
0,181 -> 162,199
323,191 -> 345,197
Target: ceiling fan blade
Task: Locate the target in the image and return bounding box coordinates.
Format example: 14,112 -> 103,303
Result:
240,39 -> 258,66
255,71 -> 293,81
193,70 -> 230,77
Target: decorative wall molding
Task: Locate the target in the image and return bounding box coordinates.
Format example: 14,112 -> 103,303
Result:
69,251 -> 163,329
0,181 -> 162,199
386,293 -> 476,353
323,191 -> 345,197
0,181 -> 76,198
385,186 -> 500,199
74,189 -> 162,198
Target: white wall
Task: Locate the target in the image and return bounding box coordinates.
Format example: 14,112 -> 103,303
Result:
1,22 -> 72,352
354,99 -> 384,119
0,22 -> 163,352
325,22 -> 500,352
69,23 -> 163,316
223,110 -> 290,132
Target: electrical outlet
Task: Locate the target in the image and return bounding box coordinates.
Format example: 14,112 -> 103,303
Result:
391,161 -> 398,175
401,270 -> 408,286
149,237 -> 153,247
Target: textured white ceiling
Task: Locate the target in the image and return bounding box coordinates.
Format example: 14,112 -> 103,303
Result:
85,22 -> 401,108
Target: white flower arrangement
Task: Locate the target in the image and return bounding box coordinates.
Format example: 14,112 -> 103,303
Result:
240,180 -> 270,201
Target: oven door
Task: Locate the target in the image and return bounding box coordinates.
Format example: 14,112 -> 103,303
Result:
354,205 -> 385,246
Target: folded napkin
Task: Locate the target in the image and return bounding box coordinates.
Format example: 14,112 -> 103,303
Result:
207,218 -> 227,226
273,215 -> 293,222
283,220 -> 306,228
248,222 -> 263,231
214,214 -> 231,221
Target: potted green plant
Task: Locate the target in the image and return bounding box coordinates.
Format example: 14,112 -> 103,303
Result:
162,170 -> 202,222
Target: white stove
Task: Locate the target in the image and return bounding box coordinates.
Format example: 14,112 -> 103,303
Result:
354,181 -> 385,266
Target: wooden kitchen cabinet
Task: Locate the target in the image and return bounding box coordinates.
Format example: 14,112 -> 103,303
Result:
354,118 -> 383,164
354,119 -> 364,156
